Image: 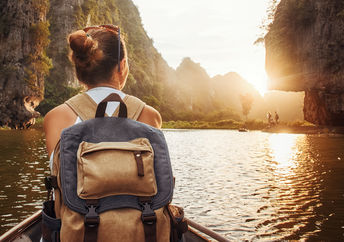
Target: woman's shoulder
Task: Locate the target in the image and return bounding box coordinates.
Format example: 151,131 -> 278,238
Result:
45,103 -> 76,120
124,94 -> 162,128
138,104 -> 162,129
44,103 -> 77,131
44,103 -> 78,156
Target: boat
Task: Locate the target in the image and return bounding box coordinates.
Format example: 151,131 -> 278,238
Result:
0,211 -> 230,242
238,128 -> 248,132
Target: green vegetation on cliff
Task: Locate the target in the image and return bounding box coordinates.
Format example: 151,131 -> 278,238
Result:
25,0 -> 52,96
0,0 -> 52,97
25,21 -> 52,95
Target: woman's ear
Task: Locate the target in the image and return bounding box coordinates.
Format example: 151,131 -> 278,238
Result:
118,58 -> 129,90
119,58 -> 128,74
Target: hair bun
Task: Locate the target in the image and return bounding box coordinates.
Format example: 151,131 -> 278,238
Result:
69,30 -> 100,67
69,30 -> 95,53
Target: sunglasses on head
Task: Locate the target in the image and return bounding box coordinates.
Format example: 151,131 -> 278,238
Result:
83,24 -> 121,72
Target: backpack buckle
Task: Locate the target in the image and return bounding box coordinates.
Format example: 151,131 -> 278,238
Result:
85,200 -> 100,227
44,176 -> 58,190
140,199 -> 156,225
44,176 -> 57,201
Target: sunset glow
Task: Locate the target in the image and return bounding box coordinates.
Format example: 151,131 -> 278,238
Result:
132,0 -> 270,95
241,65 -> 269,96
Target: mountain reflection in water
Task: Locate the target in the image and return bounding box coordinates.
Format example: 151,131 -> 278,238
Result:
0,129 -> 343,240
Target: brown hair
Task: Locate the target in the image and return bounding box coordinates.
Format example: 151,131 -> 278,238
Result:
68,28 -> 125,85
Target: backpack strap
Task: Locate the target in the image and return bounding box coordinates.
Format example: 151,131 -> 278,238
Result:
65,92 -> 146,121
111,95 -> 145,120
84,199 -> 100,242
139,197 -> 157,242
65,93 -> 97,121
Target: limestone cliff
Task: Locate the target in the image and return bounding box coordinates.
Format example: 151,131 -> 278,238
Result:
0,0 -> 51,128
175,57 -> 214,112
47,0 -> 84,87
265,0 -> 344,125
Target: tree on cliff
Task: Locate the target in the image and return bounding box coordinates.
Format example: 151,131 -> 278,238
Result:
240,93 -> 253,120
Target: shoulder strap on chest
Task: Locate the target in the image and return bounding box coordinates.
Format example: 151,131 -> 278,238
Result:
65,93 -> 146,121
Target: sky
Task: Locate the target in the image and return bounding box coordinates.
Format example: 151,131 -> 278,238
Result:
131,0 -> 272,95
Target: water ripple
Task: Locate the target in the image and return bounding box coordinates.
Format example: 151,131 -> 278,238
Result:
165,130 -> 344,240
0,129 -> 49,234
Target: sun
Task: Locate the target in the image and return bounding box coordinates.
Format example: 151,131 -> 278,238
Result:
252,79 -> 268,96
242,68 -> 269,96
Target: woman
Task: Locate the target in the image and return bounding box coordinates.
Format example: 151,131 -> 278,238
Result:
44,25 -> 162,157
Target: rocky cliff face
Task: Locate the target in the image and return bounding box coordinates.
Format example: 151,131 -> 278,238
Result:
265,0 -> 344,125
0,0 -> 50,128
47,0 -> 84,87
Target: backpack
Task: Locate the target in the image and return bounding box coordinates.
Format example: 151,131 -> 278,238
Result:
41,93 -> 187,242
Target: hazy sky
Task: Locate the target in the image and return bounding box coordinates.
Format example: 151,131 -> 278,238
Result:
131,0 -> 271,94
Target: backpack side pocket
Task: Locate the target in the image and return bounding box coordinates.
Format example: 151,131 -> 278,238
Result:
168,204 -> 188,242
42,201 -> 61,242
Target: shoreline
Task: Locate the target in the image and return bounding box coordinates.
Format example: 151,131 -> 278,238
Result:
261,125 -> 344,135
2,118 -> 343,135
162,120 -> 344,135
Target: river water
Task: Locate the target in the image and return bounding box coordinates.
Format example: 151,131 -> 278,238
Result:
0,128 -> 344,240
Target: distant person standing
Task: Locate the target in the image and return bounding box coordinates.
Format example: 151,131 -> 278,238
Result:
267,112 -> 273,125
275,111 -> 279,124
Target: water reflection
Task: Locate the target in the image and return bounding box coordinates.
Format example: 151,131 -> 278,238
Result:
254,133 -> 344,241
268,133 -> 302,175
0,129 -> 344,241
0,128 -> 50,234
254,134 -> 315,240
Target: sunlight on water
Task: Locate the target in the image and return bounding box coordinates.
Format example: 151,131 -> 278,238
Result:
268,133 -> 304,175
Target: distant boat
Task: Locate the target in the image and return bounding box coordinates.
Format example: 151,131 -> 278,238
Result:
0,210 -> 230,242
238,128 -> 248,132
